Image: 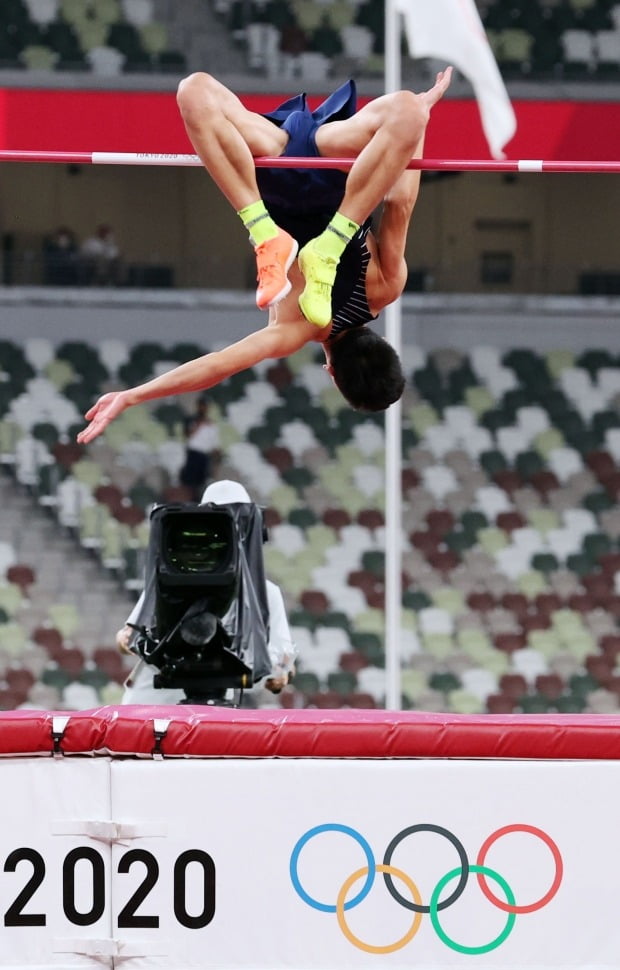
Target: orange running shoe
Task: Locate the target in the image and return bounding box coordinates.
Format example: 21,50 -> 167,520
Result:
255,229 -> 298,310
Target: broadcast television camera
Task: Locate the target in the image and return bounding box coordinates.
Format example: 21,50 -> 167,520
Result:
129,499 -> 273,705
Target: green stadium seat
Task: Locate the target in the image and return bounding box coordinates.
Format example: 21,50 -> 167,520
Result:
519,693 -> 554,713
566,552 -> 596,577
516,450 -> 545,478
402,589 -> 432,611
555,693 -> 586,712
350,631 -> 384,666
582,490 -> 614,514
428,671 -> 461,694
291,671 -> 321,695
531,552 -> 560,574
326,671 -> 357,696
568,672 -> 600,700
582,532 -> 613,561
577,348 -> 616,377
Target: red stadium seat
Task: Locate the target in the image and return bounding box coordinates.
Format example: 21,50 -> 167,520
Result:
535,673 -> 565,700
600,634 -> 620,665
357,508 -> 385,531
306,690 -> 344,709
493,469 -> 523,494
300,590 -> 330,615
322,507 -> 352,531
5,668 -> 35,703
535,592 -> 565,616
402,467 -> 421,491
263,445 -> 294,472
114,503 -> 145,527
0,688 -> 27,710
585,654 -> 613,686
55,647 -> 86,677
494,632 -> 527,655
500,591 -> 530,618
6,564 -> 36,594
347,692 -> 377,709
32,626 -> 64,659
486,693 -> 518,714
466,591 -> 497,613
496,510 -> 527,532
499,673 -> 528,700
425,508 -> 455,536
263,507 -> 283,528
93,647 -> 130,683
520,612 -> 552,632
94,483 -> 125,513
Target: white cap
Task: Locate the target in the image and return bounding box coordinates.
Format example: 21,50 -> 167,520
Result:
200,480 -> 251,505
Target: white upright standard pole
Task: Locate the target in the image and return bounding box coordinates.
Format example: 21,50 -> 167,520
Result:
383,0 -> 403,711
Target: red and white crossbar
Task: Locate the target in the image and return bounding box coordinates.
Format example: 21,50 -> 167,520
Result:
0,150 -> 619,173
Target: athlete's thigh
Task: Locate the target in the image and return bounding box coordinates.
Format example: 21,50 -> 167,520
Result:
204,76 -> 287,156
314,93 -> 399,157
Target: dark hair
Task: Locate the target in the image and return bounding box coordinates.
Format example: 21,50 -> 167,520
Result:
328,328 -> 405,412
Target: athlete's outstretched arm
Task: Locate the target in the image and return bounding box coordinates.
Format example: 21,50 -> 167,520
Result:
77,324 -> 307,444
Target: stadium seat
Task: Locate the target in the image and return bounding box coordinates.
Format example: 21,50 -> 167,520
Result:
291,671 -> 320,696
8,325 -> 620,715
24,0 -> 59,26
340,23 -> 373,63
74,20 -> 109,52
139,19 -> 167,57
85,45 -> 125,74
0,621 -> 28,655
19,44 -> 58,69
121,0 -> 153,25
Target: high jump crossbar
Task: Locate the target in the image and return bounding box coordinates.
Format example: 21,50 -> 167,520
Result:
0,150 -> 619,173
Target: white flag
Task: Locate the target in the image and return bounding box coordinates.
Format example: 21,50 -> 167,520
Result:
392,0 -> 517,158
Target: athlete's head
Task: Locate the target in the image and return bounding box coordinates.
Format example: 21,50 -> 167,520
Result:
325,328 -> 405,412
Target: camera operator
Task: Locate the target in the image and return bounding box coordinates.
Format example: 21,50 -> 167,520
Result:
115,479 -> 297,705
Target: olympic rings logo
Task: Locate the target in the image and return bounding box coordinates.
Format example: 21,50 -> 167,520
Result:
290,822 -> 563,955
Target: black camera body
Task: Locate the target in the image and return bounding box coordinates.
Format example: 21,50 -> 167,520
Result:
132,501 -> 272,705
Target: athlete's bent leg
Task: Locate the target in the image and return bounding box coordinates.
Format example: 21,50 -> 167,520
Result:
177,72 -> 297,309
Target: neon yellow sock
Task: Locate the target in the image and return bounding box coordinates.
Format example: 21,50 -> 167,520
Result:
238,201 -> 279,246
312,211 -> 360,261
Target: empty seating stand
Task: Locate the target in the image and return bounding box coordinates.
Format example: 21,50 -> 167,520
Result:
3,0 -> 186,75
3,335 -> 620,715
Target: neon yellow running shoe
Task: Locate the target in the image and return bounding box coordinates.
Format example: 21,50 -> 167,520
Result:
298,240 -> 338,328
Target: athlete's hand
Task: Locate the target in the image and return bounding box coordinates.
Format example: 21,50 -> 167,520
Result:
77,390 -> 130,444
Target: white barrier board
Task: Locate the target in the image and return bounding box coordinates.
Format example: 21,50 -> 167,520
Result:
0,758 -> 110,970
0,757 -> 617,969
110,758 -> 618,970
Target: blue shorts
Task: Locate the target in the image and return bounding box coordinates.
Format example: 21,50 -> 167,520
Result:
256,79 -> 356,219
